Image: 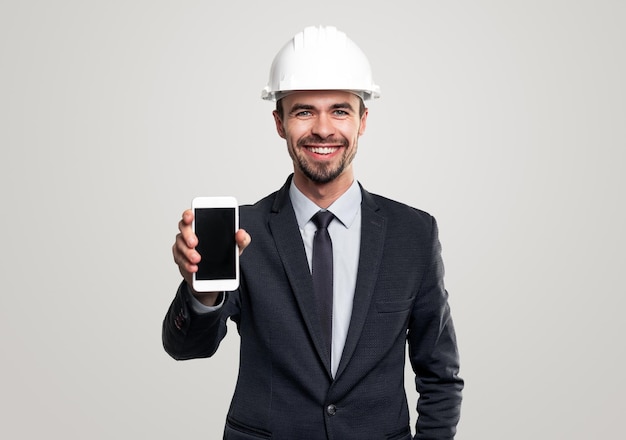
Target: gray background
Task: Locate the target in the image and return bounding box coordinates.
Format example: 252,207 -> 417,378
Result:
1,1 -> 624,438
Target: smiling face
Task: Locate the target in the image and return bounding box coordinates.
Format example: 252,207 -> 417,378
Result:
273,90 -> 368,190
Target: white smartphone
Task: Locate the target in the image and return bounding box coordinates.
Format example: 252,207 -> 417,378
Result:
191,196 -> 239,292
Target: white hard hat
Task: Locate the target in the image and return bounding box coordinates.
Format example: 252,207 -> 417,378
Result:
261,25 -> 381,101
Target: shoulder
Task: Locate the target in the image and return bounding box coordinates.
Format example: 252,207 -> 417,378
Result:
363,189 -> 435,232
362,189 -> 442,267
239,191 -> 278,224
240,176 -> 292,222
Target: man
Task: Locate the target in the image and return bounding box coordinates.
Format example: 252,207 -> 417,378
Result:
164,25 -> 463,439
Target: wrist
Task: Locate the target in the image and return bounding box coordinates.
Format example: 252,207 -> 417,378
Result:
192,291 -> 223,307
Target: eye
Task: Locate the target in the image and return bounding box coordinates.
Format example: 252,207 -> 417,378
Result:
293,110 -> 313,118
333,109 -> 350,116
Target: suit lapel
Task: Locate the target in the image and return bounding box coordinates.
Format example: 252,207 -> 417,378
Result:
335,188 -> 386,379
268,177 -> 332,376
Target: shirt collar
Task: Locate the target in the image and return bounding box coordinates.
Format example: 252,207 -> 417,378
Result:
290,178 -> 362,229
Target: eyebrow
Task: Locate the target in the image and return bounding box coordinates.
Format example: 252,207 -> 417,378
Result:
288,102 -> 355,114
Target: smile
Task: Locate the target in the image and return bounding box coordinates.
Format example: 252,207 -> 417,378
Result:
306,146 -> 339,155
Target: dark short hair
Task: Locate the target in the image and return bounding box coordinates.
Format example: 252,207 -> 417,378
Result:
275,95 -> 366,120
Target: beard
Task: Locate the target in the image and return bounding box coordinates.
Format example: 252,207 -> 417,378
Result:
291,136 -> 357,184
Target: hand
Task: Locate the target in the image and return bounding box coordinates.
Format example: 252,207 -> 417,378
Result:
172,209 -> 251,304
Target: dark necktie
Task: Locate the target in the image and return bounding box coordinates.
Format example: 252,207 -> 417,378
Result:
311,210 -> 334,358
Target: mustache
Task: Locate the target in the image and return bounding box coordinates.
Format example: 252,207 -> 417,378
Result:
297,136 -> 349,147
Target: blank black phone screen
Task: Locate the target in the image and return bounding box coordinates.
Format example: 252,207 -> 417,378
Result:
194,208 -> 236,280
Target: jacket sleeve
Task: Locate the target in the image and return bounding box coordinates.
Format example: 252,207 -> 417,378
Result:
408,217 -> 464,440
162,282 -> 236,360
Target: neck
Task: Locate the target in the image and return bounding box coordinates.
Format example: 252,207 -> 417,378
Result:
292,170 -> 354,209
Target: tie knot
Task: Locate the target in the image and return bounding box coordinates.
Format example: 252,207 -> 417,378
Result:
312,210 -> 334,230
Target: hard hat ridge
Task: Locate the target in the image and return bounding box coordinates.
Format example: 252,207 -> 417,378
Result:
261,25 -> 381,102
296,25 -> 345,50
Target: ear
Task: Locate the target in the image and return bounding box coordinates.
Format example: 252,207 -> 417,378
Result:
273,110 -> 286,139
358,108 -> 369,136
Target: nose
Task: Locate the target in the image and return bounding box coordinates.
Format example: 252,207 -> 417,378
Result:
312,113 -> 335,139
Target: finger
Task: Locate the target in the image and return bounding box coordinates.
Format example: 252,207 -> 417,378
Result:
173,244 -> 199,290
236,228 -> 251,255
182,209 -> 194,225
174,233 -> 200,263
173,245 -> 199,285
174,210 -> 199,285
178,212 -> 197,248
178,209 -> 193,232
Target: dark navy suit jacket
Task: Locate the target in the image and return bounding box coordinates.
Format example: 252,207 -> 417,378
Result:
163,176 -> 463,439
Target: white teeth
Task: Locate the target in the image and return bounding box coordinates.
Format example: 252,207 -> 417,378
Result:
308,146 -> 337,154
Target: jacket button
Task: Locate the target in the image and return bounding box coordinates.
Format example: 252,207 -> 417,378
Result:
174,311 -> 186,330
326,404 -> 337,416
